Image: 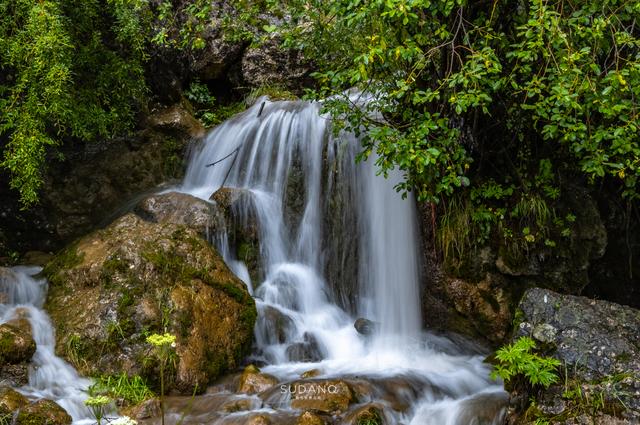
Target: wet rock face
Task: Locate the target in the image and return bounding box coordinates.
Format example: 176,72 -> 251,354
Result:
285,333 -> 323,363
0,318 -> 36,364
0,104 -> 200,255
135,191 -> 224,238
44,213 -> 256,394
211,187 -> 262,283
515,288 -> 640,421
420,188 -> 611,348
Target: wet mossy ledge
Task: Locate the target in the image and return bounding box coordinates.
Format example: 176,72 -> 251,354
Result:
43,212 -> 256,395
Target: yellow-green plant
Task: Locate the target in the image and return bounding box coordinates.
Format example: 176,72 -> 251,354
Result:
84,395 -> 111,425
147,333 -> 176,425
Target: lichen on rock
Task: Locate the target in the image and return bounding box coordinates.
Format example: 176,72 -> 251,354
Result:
511,288 -> 640,423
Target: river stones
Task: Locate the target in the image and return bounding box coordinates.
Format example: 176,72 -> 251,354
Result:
354,318 -> 377,335
238,365 -> 279,394
296,411 -> 326,425
244,414 -> 271,425
342,403 -> 385,425
0,390 -> 72,425
288,379 -> 353,414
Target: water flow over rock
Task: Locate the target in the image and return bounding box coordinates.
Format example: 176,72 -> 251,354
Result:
180,97 -> 507,423
0,266 -> 92,422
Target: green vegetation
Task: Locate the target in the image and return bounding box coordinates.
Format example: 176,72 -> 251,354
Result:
90,373 -> 154,406
523,371 -> 633,423
357,410 -> 383,425
0,0 -> 219,207
0,0 -> 149,206
261,0 -> 638,265
2,0 -> 638,273
491,337 -> 561,389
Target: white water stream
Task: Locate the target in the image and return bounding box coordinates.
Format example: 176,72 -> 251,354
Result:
180,98 -> 507,424
0,266 -> 93,422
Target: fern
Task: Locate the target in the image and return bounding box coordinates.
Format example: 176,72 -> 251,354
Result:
492,337 -> 561,389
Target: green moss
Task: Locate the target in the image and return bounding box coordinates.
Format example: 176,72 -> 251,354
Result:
142,243 -> 254,307
100,254 -> 129,286
0,329 -> 16,360
42,246 -> 84,286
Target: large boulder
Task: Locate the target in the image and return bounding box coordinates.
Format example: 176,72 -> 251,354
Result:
135,191 -> 224,238
44,213 -> 256,394
513,288 -> 640,422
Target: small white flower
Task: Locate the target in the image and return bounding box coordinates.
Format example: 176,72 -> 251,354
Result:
111,417 -> 138,425
171,342 -> 177,348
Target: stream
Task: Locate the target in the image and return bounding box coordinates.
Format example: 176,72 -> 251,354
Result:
0,97 -> 507,424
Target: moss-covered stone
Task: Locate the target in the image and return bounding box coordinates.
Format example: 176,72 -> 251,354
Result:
45,213 -> 256,394
15,399 -> 72,425
0,387 -> 29,415
0,318 -> 36,364
237,365 -> 278,394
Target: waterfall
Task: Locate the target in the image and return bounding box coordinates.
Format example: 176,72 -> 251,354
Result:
180,97 -> 507,423
0,266 -> 93,422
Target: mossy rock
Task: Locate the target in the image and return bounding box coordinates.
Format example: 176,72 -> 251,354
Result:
237,364 -> 278,394
15,399 -> 71,425
44,213 -> 256,394
0,387 -> 28,415
289,379 -> 354,414
0,318 -> 36,364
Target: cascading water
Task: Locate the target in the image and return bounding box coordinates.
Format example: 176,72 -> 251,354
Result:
180,97 -> 508,424
0,266 -> 93,423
